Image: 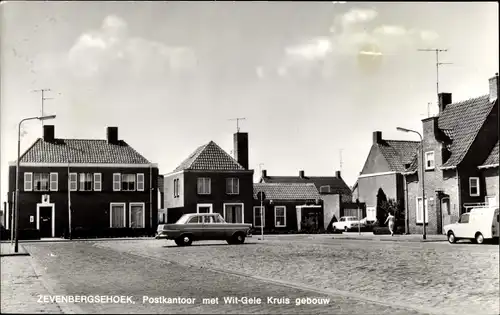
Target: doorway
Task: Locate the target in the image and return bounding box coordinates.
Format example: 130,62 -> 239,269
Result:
196,203 -> 213,214
37,205 -> 55,237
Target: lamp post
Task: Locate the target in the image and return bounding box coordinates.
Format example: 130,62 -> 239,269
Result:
14,115 -> 56,252
397,127 -> 426,240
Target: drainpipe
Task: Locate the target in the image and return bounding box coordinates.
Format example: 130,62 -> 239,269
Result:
150,164 -> 153,235
68,159 -> 72,240
403,174 -> 409,234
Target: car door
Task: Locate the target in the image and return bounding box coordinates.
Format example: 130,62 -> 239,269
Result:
186,215 -> 203,240
202,214 -> 223,240
455,213 -> 470,238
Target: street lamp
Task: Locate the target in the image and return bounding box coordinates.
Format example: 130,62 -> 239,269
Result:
14,115 -> 56,252
396,127 -> 426,240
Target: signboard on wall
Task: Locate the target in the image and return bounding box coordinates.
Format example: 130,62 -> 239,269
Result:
30,216 -> 34,223
41,195 -> 50,204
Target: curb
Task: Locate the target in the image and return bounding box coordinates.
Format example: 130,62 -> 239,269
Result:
1,237 -> 154,244
0,244 -> 31,257
332,237 -> 447,243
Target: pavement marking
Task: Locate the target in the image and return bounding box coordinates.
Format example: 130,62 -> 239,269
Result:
110,246 -> 439,315
27,255 -> 85,314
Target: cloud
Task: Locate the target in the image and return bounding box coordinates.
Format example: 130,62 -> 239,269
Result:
273,7 -> 440,78
66,15 -> 197,78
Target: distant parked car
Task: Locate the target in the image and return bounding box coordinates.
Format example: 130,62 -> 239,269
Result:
156,213 -> 252,246
332,216 -> 364,232
444,206 -> 499,244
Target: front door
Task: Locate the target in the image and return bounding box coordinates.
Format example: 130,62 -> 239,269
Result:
197,205 -> 211,213
39,206 -> 52,237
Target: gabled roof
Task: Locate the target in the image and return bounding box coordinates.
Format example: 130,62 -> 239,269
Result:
260,175 -> 351,195
172,141 -> 245,172
253,183 -> 321,201
479,141 -> 499,169
377,140 -> 420,173
19,138 -> 150,164
438,95 -> 496,169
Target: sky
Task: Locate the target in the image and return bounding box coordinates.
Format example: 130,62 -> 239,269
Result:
0,1 -> 498,205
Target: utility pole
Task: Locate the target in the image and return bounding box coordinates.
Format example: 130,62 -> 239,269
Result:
417,49 -> 452,109
427,102 -> 432,118
228,117 -> 246,133
32,89 -> 53,128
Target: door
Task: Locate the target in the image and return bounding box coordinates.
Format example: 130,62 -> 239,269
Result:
197,205 -> 212,214
224,204 -> 243,223
186,215 -> 203,240
39,206 -> 52,237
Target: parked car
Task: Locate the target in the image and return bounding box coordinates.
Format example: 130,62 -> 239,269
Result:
444,206 -> 499,244
332,216 -> 364,232
156,213 -> 252,246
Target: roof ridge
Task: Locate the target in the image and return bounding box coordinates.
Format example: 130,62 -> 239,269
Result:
446,94 -> 489,108
199,141 -> 245,169
18,138 -> 42,162
384,139 -> 421,143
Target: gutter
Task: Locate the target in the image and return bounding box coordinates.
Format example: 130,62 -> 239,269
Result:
478,164 -> 499,169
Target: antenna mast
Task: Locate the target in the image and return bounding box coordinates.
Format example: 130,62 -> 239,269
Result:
32,88 -> 54,127
228,117 -> 247,133
417,48 -> 452,112
339,149 -> 344,172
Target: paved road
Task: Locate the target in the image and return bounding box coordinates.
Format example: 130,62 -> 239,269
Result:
4,241 -> 423,314
96,237 -> 499,315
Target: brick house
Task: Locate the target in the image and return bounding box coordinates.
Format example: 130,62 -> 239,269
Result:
252,183 -> 323,233
163,132 -> 254,224
479,141 -> 499,207
5,125 -> 159,238
405,74 -> 499,235
258,170 -> 352,229
355,131 -> 420,224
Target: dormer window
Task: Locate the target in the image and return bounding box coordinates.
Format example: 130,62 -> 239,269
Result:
319,185 -> 331,193
425,151 -> 435,170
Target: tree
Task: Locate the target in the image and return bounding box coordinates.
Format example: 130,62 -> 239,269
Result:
376,188 -> 388,226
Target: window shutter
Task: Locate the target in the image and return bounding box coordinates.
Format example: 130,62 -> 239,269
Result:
24,172 -> 33,191
69,173 -> 78,191
137,173 -> 145,191
206,178 -> 211,194
94,173 -> 102,191
113,173 -> 121,191
234,178 -> 239,194
49,173 -> 58,191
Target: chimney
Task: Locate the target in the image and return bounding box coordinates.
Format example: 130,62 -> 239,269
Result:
372,131 -> 382,144
335,170 -> 341,178
233,132 -> 249,170
438,93 -> 452,113
261,169 -> 267,178
107,127 -> 119,144
299,170 -> 305,178
489,73 -> 499,102
43,125 -> 55,142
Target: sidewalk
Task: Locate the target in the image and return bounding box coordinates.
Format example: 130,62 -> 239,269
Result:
0,243 -> 30,256
333,232 -> 447,242
1,237 -> 154,244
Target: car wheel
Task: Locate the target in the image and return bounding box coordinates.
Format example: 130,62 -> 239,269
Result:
475,233 -> 484,244
232,233 -> 246,244
447,231 -> 456,244
176,234 -> 193,246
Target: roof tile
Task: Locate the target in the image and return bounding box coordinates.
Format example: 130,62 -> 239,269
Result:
173,141 -> 244,172
261,175 -> 351,195
253,183 -> 321,201
481,141 -> 499,167
438,95 -> 496,168
20,138 -> 150,164
378,140 -> 420,173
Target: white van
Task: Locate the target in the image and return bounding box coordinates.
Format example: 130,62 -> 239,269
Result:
443,207 -> 500,244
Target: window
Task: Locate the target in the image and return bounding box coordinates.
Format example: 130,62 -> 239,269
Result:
121,174 -> 136,191
469,177 -> 480,197
93,173 -> 102,191
424,151 -> 435,170
137,173 -> 145,191
110,203 -> 126,228
69,173 -> 78,191
113,173 -> 121,191
129,203 -> 145,228
253,206 -> 265,227
49,173 -> 58,191
339,217 -> 345,222
458,213 -> 470,224
24,172 -> 33,191
224,204 -> 243,223
319,186 -> 331,193
204,214 -> 223,224
274,206 -> 286,227
33,173 -> 50,191
79,173 -> 93,191
173,179 -> 180,198
197,177 -> 211,195
416,197 -> 429,224
226,178 -> 239,195
188,216 -> 201,224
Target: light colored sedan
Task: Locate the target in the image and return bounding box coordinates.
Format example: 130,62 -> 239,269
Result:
332,216 -> 364,232
156,213 -> 252,246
